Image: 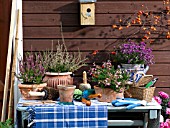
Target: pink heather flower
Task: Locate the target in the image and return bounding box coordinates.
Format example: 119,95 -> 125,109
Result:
154,96 -> 162,104
166,108 -> 170,115
159,91 -> 169,99
160,122 -> 170,128
166,119 -> 170,125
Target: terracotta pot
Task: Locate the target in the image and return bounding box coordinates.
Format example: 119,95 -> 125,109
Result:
57,85 -> 76,102
43,72 -> 73,89
116,88 -> 125,99
18,83 -> 47,100
94,86 -> 116,102
116,92 -> 124,99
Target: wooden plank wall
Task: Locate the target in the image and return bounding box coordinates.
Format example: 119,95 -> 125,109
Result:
22,0 -> 170,95
0,0 -> 12,119
0,0 -> 11,83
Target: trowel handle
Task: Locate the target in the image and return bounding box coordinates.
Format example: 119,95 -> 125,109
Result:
88,93 -> 102,99
82,98 -> 91,106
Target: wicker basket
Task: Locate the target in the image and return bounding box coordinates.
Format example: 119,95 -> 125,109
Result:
127,72 -> 155,102
129,87 -> 155,102
133,72 -> 153,87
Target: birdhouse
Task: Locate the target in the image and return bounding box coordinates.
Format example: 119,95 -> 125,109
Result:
79,0 -> 97,25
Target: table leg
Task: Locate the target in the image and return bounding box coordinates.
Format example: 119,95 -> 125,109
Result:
143,113 -> 148,128
147,110 -> 161,128
16,110 -> 22,128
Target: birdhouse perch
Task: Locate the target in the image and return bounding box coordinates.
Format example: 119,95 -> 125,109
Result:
79,0 -> 97,25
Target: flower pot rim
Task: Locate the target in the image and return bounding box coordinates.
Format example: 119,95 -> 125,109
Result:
57,85 -> 76,90
18,83 -> 47,89
19,82 -> 47,85
45,72 -> 72,75
57,85 -> 76,88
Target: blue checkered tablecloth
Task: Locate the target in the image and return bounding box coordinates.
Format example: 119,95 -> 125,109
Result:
27,105 -> 108,128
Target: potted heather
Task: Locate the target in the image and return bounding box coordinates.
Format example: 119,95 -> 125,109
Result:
89,60 -> 130,102
42,42 -> 87,90
154,91 -> 170,127
113,41 -> 154,71
16,52 -> 46,100
154,91 -> 170,121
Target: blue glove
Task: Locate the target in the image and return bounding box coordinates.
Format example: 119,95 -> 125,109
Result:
112,98 -> 147,110
126,103 -> 142,109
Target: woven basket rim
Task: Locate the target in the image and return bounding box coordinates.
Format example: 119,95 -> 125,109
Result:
133,73 -> 153,87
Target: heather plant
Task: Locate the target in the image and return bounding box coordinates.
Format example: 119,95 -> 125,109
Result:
113,41 -> 154,65
160,119 -> 170,128
89,60 -> 130,92
154,91 -> 170,122
16,52 -> 45,84
42,42 -> 87,73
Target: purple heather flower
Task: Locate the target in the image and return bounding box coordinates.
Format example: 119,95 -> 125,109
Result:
166,108 -> 170,115
159,91 -> 169,99
128,59 -> 131,63
140,42 -> 146,46
31,61 -> 35,67
154,96 -> 162,104
117,41 -> 153,65
17,52 -> 45,84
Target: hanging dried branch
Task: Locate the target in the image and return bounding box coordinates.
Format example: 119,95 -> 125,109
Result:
111,0 -> 170,45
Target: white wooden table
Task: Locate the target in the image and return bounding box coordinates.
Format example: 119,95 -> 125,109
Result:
107,104 -> 161,128
16,99 -> 161,128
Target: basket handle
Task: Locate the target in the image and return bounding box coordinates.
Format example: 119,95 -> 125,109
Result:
133,72 -> 144,83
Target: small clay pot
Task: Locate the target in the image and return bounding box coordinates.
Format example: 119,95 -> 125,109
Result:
57,85 -> 76,102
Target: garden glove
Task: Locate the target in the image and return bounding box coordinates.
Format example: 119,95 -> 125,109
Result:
112,98 -> 147,110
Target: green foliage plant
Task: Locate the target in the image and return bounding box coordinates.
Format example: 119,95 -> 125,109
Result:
89,60 -> 130,93
0,118 -> 14,128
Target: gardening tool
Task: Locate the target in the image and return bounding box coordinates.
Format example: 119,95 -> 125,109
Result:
112,98 -> 147,110
28,87 -> 59,100
74,89 -> 102,106
82,93 -> 102,106
145,77 -> 158,88
79,71 -> 91,91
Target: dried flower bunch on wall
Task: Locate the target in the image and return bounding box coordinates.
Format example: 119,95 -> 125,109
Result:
112,0 -> 170,44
